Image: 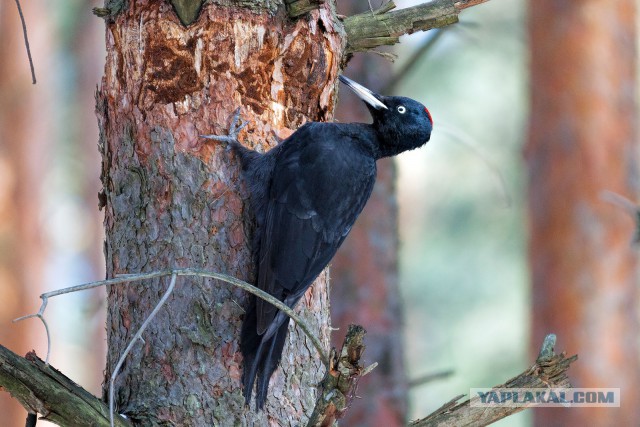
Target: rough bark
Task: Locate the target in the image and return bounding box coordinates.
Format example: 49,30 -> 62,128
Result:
0,0 -> 495,424
96,1 -> 343,424
527,1 -> 639,425
0,2 -> 52,425
331,46 -> 407,426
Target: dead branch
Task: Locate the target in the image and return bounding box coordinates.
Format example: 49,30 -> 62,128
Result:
307,324 -> 377,426
409,334 -> 577,426
409,369 -> 454,388
6,268 -> 331,427
2,318 -> 574,427
286,0 -> 324,17
0,345 -> 131,427
343,0 -> 490,54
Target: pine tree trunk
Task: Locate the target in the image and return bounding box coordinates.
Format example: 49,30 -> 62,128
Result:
528,1 -> 639,425
96,1 -> 344,424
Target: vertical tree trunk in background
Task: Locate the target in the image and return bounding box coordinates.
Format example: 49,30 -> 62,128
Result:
528,1 -> 639,425
332,38 -> 407,426
0,2 -> 52,425
96,1 -> 343,423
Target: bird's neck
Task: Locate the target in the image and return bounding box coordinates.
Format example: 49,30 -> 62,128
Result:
374,127 -> 406,159
342,123 -> 406,159
342,123 -> 382,159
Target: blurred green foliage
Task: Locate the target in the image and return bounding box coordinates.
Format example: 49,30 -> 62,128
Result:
392,0 -> 529,425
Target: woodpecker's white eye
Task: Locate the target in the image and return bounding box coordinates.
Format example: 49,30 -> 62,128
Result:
397,106 -> 406,114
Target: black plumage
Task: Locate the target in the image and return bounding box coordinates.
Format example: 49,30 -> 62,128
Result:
203,76 -> 433,409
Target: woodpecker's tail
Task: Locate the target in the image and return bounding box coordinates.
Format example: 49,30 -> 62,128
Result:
240,297 -> 290,410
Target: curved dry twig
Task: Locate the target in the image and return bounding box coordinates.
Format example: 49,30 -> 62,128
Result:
109,273 -> 178,427
13,268 -> 329,373
14,269 -> 330,427
13,299 -> 51,363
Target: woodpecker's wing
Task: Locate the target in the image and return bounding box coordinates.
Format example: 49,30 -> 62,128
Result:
255,123 -> 376,334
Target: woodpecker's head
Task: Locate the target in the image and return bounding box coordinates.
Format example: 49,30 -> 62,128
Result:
339,75 -> 433,156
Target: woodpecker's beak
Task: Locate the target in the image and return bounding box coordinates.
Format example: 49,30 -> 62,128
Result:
339,75 -> 388,110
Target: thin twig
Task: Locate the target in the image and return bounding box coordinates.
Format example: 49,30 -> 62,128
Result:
13,0 -> 36,84
109,273 -> 177,427
383,28 -> 448,93
600,190 -> 640,243
14,300 -> 51,363
454,0 -> 490,11
438,123 -> 512,207
13,268 -> 330,369
369,49 -> 398,62
408,369 -> 454,388
600,190 -> 638,217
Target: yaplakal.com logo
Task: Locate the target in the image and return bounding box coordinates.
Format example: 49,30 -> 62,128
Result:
470,388 -> 620,408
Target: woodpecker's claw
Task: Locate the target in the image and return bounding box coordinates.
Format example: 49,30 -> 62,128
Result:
229,107 -> 249,135
200,107 -> 249,148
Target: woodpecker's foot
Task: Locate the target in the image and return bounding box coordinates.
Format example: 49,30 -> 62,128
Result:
201,107 -> 249,148
270,130 -> 283,145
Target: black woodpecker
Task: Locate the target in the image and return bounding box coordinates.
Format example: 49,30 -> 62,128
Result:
202,75 -> 433,409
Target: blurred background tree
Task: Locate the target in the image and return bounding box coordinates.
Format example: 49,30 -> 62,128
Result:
0,2 -> 51,425
1,0 -> 638,425
528,0 -> 639,425
0,1 -> 105,425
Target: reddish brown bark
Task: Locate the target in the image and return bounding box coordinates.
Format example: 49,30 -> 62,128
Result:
528,1 -> 639,425
97,2 -> 344,424
0,3 -> 52,425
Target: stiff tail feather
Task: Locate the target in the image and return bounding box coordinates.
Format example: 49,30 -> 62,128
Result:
240,297 -> 291,410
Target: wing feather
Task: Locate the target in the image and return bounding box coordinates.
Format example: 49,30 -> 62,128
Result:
255,123 -> 376,335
